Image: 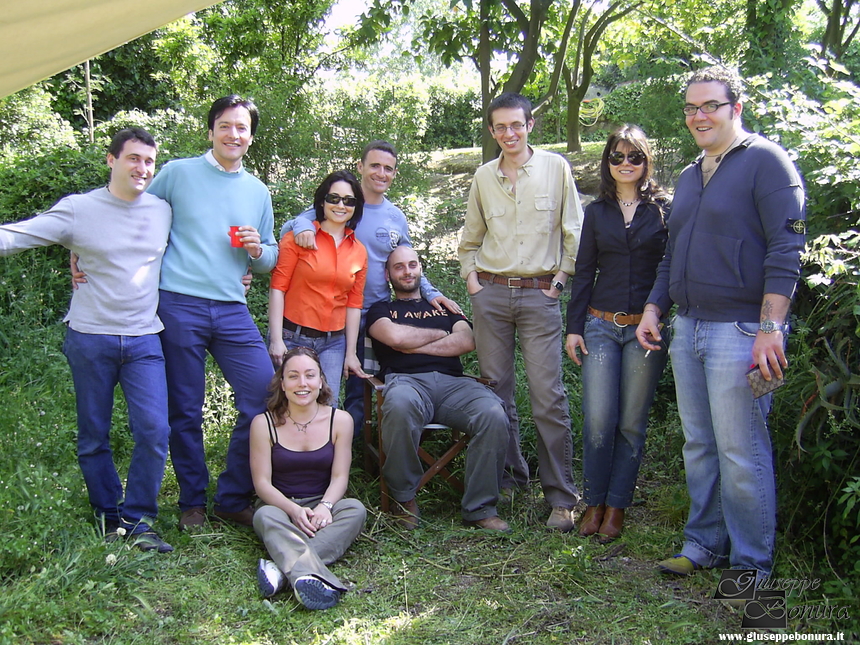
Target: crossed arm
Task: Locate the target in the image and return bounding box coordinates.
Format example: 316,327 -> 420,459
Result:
367,318 -> 474,357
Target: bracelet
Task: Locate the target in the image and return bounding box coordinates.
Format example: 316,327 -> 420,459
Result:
320,500 -> 333,511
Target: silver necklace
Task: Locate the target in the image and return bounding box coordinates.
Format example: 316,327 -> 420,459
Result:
619,198 -> 639,207
287,404 -> 319,432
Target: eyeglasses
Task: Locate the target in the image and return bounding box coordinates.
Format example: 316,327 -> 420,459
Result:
608,150 -> 646,167
682,101 -> 731,116
492,122 -> 527,134
324,193 -> 357,207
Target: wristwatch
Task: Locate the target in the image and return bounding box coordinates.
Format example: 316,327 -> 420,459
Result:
760,320 -> 788,334
320,500 -> 333,511
552,280 -> 565,292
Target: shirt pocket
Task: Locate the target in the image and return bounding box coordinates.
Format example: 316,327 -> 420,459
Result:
687,233 -> 745,289
533,194 -> 557,233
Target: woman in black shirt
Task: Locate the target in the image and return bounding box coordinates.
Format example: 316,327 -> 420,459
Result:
565,125 -> 670,542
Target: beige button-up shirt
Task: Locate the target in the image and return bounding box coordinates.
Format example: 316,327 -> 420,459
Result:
458,147 -> 583,279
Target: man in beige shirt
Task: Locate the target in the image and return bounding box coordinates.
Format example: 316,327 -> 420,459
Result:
458,92 -> 583,531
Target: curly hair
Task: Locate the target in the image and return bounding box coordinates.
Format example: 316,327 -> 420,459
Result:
266,346 -> 335,426
686,66 -> 744,106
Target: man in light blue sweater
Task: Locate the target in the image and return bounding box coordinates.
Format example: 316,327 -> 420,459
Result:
147,96 -> 278,531
0,128 -> 174,552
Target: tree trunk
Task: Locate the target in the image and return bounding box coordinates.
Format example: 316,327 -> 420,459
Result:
480,0 -> 497,163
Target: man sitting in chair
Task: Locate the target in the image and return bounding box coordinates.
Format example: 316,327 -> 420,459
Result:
367,246 -> 509,532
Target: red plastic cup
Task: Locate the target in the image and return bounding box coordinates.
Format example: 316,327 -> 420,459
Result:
229,226 -> 243,248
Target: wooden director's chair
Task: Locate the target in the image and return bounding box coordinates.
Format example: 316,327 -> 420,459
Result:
361,339 -> 495,512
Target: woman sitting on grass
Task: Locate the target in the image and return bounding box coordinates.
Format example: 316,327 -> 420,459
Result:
250,346 -> 366,610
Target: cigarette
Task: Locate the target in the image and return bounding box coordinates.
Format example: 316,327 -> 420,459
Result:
645,350 -> 652,358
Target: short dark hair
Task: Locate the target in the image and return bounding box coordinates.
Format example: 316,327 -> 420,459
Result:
208,95 -> 260,136
108,127 -> 156,157
598,124 -> 669,220
487,92 -> 533,125
686,66 -> 744,105
361,140 -> 398,164
266,346 -> 334,426
313,170 -> 365,231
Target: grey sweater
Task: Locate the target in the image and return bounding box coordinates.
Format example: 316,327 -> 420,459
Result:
0,187 -> 172,335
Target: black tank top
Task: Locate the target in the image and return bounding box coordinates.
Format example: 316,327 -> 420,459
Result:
266,409 -> 334,498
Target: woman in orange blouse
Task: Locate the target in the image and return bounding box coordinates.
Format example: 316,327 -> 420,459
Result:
269,171 -> 369,402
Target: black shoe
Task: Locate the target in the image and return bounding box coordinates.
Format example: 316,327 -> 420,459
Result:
131,531 -> 174,553
294,575 -> 341,610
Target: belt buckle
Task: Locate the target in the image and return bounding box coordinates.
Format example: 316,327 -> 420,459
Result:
506,277 -> 522,289
612,311 -> 629,328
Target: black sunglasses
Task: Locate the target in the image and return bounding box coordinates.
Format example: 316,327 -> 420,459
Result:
608,151 -> 646,167
324,193 -> 357,207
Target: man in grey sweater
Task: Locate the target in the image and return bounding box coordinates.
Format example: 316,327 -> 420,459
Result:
0,128 -> 174,553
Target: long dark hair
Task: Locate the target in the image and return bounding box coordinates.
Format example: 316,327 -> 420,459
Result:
598,125 -> 670,220
266,347 -> 334,426
313,170 -> 365,231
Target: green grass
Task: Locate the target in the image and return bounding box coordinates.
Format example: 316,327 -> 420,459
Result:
1,145 -> 856,644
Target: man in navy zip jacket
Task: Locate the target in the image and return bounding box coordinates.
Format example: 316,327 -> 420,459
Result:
636,66 -> 805,583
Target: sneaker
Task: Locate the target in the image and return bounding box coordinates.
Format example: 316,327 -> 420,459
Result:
546,507 -> 575,532
257,559 -> 286,598
657,554 -> 702,576
131,531 -> 174,553
178,507 -> 207,531
293,575 -> 341,610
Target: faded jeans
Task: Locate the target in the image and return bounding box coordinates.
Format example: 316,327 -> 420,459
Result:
670,315 -> 777,577
580,314 -> 668,508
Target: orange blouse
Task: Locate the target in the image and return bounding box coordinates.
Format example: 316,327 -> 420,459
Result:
270,221 -> 367,332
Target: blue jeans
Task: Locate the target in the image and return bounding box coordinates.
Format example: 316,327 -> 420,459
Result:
158,291 -> 273,513
670,315 -> 777,577
280,327 -> 346,407
580,314 -> 668,508
342,314 -> 368,440
62,328 -> 170,532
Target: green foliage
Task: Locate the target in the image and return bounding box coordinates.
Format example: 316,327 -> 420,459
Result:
601,78 -> 699,185
0,84 -> 78,163
420,87 -> 481,150
746,57 -> 860,233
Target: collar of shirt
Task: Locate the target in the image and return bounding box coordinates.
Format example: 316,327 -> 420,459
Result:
205,149 -> 243,174
494,146 -> 536,186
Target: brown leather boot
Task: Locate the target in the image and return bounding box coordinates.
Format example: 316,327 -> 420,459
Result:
596,506 -> 625,543
577,504 -> 606,537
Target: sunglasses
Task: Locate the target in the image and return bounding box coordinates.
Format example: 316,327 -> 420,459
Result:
608,150 -> 646,167
324,193 -> 357,207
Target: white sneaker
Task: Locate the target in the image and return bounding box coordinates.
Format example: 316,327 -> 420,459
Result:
257,559 -> 286,598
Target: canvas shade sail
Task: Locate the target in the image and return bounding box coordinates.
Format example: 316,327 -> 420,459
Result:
0,0 -> 221,99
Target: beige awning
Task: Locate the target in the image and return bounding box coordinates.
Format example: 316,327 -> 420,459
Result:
0,0 -> 221,99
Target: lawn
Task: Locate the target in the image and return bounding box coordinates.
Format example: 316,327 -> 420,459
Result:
0,143 -> 851,644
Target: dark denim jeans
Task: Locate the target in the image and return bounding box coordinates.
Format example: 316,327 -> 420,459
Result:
158,290 -> 273,513
62,328 -> 170,532
580,314 -> 668,508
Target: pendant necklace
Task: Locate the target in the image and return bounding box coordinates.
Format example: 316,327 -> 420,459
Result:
705,135 -> 740,164
288,404 -> 319,432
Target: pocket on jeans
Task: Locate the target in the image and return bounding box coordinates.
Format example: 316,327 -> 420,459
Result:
734,322 -> 758,337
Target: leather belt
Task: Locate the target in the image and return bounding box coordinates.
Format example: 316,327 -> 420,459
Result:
283,319 -> 344,339
588,307 -> 643,328
477,272 -> 553,290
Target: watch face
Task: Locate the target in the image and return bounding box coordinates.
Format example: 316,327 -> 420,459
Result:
760,320 -> 777,333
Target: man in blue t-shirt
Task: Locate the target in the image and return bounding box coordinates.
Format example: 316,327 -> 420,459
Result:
366,246 -> 507,532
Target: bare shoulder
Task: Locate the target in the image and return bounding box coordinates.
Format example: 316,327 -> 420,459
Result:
331,408 -> 355,441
